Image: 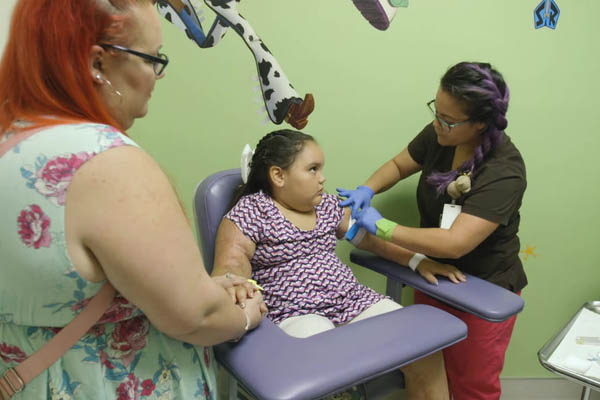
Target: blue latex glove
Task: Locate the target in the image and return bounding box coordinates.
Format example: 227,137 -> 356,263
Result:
336,186 -> 374,219
354,206 -> 383,236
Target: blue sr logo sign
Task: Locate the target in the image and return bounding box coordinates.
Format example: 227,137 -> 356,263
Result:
534,0 -> 560,29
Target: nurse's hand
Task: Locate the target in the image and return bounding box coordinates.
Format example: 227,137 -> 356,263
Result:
354,206 -> 383,236
337,186 -> 374,218
416,258 -> 467,285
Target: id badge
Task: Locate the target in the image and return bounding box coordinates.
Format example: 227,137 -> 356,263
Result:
440,203 -> 461,229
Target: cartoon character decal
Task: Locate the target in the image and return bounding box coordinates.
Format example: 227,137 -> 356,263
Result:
156,0 -> 407,128
157,0 -> 314,129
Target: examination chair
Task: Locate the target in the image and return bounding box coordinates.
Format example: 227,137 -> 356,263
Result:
194,168 -> 468,400
350,247 -> 524,322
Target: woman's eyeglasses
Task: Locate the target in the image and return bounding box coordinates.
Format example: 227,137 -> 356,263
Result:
99,43 -> 169,76
427,99 -> 471,133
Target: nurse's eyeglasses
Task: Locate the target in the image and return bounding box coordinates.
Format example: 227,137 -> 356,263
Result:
99,43 -> 169,76
427,99 -> 471,133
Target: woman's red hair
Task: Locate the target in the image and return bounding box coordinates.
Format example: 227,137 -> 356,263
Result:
0,0 -> 153,137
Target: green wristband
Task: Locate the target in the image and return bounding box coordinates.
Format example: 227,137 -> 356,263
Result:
375,218 -> 398,241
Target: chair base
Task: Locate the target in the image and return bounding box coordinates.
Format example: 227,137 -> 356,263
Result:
364,369 -> 405,399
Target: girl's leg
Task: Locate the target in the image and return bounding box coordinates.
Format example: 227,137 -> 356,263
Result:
401,352 -> 449,400
347,299 -> 449,400
279,314 -> 365,399
346,298 -> 403,323
279,314 -> 335,338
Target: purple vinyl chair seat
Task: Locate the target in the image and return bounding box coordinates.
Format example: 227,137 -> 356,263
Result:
193,169 -> 467,400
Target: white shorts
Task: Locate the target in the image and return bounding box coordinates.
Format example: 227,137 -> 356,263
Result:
278,299 -> 402,338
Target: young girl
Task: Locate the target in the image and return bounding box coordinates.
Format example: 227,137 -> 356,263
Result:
213,129 -> 464,399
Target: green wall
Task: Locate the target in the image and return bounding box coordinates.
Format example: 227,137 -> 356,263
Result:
130,0 -> 599,378
3,0 -> 599,378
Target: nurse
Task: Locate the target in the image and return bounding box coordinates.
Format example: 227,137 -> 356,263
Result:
338,61 -> 527,399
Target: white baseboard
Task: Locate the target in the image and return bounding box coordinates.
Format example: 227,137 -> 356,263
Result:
500,377 -> 599,400
366,377 -> 600,400
218,366 -> 600,400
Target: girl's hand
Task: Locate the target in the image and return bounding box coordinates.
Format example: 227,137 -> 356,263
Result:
416,258 -> 466,286
212,273 -> 258,304
244,291 -> 268,330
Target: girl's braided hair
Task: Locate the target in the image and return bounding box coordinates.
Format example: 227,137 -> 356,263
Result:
233,129 -> 315,205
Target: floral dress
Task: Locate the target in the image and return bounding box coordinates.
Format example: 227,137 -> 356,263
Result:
0,123 -> 216,400
225,191 -> 385,324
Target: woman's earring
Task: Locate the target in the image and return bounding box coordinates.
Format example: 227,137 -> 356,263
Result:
104,78 -> 122,97
95,73 -> 121,97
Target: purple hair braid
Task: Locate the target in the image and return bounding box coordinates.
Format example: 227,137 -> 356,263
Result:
426,62 -> 510,197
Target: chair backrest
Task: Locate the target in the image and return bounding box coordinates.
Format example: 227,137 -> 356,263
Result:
193,168 -> 242,273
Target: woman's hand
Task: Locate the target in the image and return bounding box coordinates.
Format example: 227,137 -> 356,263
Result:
229,293 -> 267,342
416,258 -> 467,285
337,186 -> 374,218
212,273 -> 258,305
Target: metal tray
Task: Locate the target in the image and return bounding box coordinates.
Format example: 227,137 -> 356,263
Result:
538,301 -> 600,391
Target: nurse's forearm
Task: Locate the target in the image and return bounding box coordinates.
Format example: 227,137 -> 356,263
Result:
357,233 -> 415,266
364,160 -> 403,194
389,225 -> 468,259
365,148 -> 421,194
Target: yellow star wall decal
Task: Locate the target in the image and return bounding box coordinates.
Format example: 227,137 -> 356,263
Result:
520,244 -> 537,261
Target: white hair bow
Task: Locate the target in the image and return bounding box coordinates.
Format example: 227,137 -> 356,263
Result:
241,144 -> 254,184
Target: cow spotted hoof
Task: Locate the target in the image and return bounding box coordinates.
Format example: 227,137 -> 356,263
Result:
284,93 -> 315,130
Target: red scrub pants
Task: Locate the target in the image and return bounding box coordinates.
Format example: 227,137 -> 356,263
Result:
414,290 -> 519,400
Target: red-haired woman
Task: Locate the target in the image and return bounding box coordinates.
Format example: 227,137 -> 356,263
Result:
0,1 -> 266,398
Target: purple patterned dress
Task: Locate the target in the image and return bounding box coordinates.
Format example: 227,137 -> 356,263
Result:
225,192 -> 385,324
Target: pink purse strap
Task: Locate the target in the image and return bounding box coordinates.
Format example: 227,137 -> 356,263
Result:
0,284 -> 116,399
1,129 -> 116,399
0,128 -> 42,158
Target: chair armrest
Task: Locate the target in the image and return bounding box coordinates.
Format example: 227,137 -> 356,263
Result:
215,304 -> 466,400
350,249 -> 524,322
